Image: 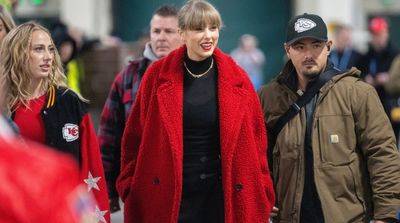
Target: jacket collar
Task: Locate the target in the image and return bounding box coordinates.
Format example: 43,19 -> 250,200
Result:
45,85 -> 56,109
276,59 -> 360,92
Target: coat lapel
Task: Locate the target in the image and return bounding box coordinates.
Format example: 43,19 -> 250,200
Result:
156,48 -> 185,169
214,49 -> 247,165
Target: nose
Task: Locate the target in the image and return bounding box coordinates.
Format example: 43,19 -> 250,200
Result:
303,48 -> 313,59
43,49 -> 53,61
158,31 -> 167,41
204,28 -> 211,38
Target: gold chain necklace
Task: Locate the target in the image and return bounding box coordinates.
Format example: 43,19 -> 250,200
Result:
183,58 -> 214,78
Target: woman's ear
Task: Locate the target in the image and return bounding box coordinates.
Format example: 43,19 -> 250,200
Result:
178,29 -> 185,43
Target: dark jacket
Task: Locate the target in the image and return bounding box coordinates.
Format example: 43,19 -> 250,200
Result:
12,85 -> 111,222
357,41 -> 398,115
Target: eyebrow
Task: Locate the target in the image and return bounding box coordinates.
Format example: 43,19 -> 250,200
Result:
293,40 -> 324,45
30,43 -> 54,48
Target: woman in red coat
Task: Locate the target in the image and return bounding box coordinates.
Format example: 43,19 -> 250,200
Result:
117,0 -> 275,222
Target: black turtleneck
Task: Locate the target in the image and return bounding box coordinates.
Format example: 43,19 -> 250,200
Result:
179,54 -> 224,223
182,54 -> 219,154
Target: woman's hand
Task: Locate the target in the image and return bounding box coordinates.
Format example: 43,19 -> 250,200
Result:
270,206 -> 279,217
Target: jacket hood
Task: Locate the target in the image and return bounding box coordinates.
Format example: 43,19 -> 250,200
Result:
143,42 -> 159,62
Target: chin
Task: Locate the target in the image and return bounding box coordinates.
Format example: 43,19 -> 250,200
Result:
41,73 -> 50,78
155,51 -> 168,58
202,51 -> 213,58
303,70 -> 320,78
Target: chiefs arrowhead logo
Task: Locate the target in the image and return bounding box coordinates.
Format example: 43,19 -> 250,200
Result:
294,18 -> 316,33
62,123 -> 79,142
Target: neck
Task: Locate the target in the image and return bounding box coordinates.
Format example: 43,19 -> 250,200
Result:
297,75 -> 309,91
184,53 -> 213,73
28,79 -> 45,99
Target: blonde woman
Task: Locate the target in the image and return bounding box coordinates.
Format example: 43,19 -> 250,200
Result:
0,22 -> 110,222
117,0 -> 275,222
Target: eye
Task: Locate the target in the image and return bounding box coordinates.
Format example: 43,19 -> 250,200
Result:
210,26 -> 218,31
312,42 -> 324,49
34,46 -> 45,52
152,29 -> 161,34
165,29 -> 175,34
294,45 -> 304,50
49,47 -> 56,53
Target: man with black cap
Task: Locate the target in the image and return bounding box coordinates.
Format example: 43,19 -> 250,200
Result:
258,13 -> 400,223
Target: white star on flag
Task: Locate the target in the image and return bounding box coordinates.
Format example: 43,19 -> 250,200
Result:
95,205 -> 108,223
84,171 -> 101,192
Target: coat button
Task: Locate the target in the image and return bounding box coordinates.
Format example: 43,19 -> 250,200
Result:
152,177 -> 160,185
43,110 -> 47,115
200,174 -> 207,180
200,156 -> 208,163
235,183 -> 243,191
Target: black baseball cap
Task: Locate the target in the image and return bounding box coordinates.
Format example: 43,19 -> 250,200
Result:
285,13 -> 328,45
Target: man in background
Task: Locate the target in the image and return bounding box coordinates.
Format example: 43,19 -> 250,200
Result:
329,23 -> 361,70
357,17 -> 399,142
231,34 -> 266,90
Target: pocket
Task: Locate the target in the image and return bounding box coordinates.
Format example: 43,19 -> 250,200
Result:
316,115 -> 356,165
348,165 -> 366,213
273,148 -> 299,222
322,165 -> 366,221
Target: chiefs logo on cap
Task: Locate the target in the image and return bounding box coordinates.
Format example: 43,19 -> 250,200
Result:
295,18 -> 317,33
62,123 -> 79,142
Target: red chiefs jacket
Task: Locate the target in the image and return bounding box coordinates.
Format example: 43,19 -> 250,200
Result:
0,136 -> 97,222
12,86 -> 110,222
117,46 -> 275,223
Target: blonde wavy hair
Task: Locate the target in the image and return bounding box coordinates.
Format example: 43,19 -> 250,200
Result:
0,21 -> 69,113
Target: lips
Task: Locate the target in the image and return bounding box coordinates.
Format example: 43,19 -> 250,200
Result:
156,45 -> 169,51
303,61 -> 316,66
201,42 -> 212,51
40,64 -> 50,71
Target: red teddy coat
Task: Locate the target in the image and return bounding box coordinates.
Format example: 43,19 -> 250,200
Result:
117,46 -> 275,223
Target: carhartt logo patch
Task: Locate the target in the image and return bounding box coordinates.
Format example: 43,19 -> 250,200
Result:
63,123 -> 79,142
295,18 -> 316,33
330,134 -> 339,144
